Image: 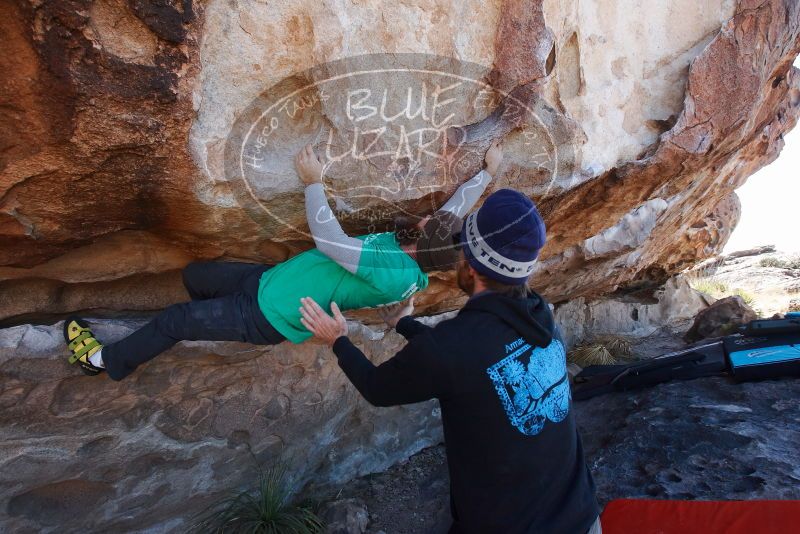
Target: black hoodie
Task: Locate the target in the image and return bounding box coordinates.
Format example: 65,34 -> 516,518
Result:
332,291 -> 599,534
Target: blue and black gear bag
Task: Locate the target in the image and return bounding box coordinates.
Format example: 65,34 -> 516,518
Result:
724,313 -> 800,382
572,312 -> 800,400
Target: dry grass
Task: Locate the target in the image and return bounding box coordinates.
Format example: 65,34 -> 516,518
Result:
569,335 -> 634,367
687,275 -> 757,308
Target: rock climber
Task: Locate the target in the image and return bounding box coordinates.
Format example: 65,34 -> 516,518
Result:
64,141 -> 504,380
299,188 -> 601,533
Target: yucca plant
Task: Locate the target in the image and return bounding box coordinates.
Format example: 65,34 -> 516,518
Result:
569,335 -> 634,367
191,466 -> 324,534
569,344 -> 616,366
594,335 -> 633,360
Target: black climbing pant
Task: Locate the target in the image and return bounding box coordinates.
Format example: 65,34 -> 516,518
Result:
102,262 -> 285,381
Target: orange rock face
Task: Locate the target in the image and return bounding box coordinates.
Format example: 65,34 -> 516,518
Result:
1,0 -> 798,324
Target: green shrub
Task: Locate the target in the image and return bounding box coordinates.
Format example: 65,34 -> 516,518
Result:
192,467 -> 324,534
688,276 -> 757,311
759,257 -> 782,268
759,256 -> 800,269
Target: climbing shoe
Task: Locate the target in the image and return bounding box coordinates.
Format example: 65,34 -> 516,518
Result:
64,317 -> 104,376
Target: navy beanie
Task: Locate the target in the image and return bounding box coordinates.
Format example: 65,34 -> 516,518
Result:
460,189 -> 546,285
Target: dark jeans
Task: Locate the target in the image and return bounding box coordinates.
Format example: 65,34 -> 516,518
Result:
103,262 -> 285,381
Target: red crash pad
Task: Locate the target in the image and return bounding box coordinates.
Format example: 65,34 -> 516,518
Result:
600,499 -> 800,534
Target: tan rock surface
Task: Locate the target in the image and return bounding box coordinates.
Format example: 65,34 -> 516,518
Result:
1,0 -> 797,322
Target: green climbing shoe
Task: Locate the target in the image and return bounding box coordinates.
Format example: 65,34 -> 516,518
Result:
64,317 -> 104,376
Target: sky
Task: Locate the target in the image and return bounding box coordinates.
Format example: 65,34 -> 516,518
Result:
723,57 -> 799,254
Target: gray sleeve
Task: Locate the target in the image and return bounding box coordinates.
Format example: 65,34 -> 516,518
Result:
439,169 -> 493,217
304,183 -> 363,274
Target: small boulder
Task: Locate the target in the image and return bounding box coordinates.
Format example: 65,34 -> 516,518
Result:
320,498 -> 369,534
684,296 -> 758,342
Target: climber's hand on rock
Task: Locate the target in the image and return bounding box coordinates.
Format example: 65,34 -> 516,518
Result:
295,143 -> 324,185
300,297 -> 348,346
485,139 -> 503,177
378,296 -> 415,328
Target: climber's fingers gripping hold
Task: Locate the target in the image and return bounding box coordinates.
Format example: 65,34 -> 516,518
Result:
378,296 -> 415,328
485,139 -> 504,177
295,143 -> 324,186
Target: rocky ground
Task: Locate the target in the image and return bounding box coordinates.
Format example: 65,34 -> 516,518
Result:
316,447 -> 451,534
319,372 -> 800,534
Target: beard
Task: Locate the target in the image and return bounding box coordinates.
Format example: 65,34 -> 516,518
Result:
456,260 -> 475,295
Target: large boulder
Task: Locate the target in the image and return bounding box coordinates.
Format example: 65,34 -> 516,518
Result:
0,278 -> 708,532
0,319 -> 442,532
685,295 -> 759,342
1,0 -> 798,322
